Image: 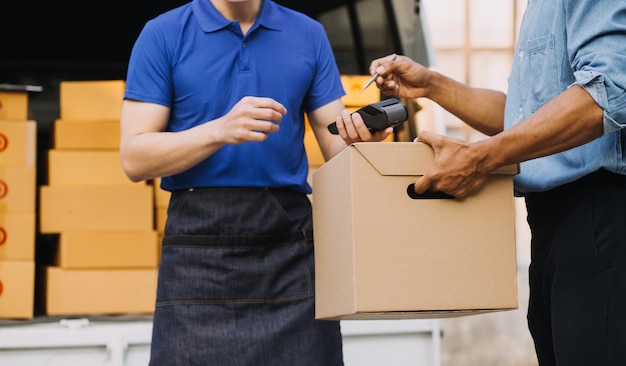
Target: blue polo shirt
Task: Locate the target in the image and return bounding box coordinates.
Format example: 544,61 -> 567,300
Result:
124,0 -> 345,194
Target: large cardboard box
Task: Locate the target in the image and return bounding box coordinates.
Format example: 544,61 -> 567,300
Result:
0,260 -> 35,319
45,267 -> 157,315
60,80 -> 125,120
53,119 -> 120,150
0,91 -> 28,121
39,185 -> 154,233
57,230 -> 159,268
0,166 -> 36,214
47,150 -> 134,186
0,120 -> 36,167
0,214 -> 35,261
312,142 -> 519,320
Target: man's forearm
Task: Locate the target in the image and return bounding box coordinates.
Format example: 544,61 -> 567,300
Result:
428,71 -> 506,136
476,84 -> 604,172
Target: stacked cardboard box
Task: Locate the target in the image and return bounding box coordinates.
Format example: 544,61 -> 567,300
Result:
39,80 -> 158,316
0,89 -> 37,319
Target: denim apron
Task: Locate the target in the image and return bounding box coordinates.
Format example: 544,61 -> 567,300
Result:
149,187 -> 344,366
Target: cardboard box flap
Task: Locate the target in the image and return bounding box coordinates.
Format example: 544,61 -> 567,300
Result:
351,142 -> 519,176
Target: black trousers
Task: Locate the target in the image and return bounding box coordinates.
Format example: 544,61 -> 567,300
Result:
525,169 -> 626,366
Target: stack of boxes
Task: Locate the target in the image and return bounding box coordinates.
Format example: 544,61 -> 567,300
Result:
39,80 -> 159,316
0,76 -> 392,319
0,88 -> 37,319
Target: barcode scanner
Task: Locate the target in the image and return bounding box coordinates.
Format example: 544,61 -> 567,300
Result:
328,98 -> 408,134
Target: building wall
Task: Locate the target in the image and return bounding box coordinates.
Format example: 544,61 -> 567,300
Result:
419,1 -> 538,364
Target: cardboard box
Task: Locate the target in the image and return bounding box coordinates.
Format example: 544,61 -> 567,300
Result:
0,166 -> 36,214
312,142 -> 519,320
47,150 -> 134,186
60,80 -> 125,120
45,267 -> 157,315
0,214 -> 35,261
341,75 -> 380,107
0,260 -> 35,319
40,185 -> 154,233
53,119 -> 120,150
0,120 -> 36,167
57,230 -> 159,268
0,91 -> 28,121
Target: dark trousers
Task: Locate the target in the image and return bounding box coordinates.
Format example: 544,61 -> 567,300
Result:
525,169 -> 626,366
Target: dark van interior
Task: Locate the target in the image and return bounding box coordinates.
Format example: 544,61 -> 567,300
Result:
0,0 -> 427,135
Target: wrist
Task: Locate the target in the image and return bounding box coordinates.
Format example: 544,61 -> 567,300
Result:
472,136 -> 508,175
424,70 -> 443,100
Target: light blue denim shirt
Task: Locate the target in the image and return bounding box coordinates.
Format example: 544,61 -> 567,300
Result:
505,0 -> 626,196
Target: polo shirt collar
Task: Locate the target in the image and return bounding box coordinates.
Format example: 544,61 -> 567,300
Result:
192,0 -> 282,33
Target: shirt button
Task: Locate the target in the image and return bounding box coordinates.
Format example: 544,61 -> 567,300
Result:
242,43 -> 247,48
519,51 -> 524,58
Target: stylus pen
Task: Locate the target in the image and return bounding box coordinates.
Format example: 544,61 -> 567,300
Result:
362,53 -> 397,90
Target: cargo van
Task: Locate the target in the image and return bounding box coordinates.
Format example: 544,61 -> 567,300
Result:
0,0 -> 432,140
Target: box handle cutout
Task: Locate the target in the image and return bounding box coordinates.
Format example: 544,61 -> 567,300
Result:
407,183 -> 455,200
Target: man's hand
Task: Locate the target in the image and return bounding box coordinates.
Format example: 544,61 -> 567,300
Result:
413,131 -> 489,198
370,54 -> 433,100
215,96 -> 287,144
333,109 -> 393,145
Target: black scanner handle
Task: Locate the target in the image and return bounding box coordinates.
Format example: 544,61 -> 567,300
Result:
327,121 -> 376,135
328,123 -> 339,134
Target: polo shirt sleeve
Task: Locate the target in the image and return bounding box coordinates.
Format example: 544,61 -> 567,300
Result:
123,19 -> 174,108
302,22 -> 345,114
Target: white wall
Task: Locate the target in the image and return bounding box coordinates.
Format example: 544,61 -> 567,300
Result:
418,1 -> 538,364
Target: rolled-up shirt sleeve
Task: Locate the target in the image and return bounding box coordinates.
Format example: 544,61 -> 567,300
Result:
568,0 -> 626,134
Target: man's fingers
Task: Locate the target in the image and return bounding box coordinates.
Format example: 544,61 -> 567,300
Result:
412,175 -> 431,195
415,130 -> 436,145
